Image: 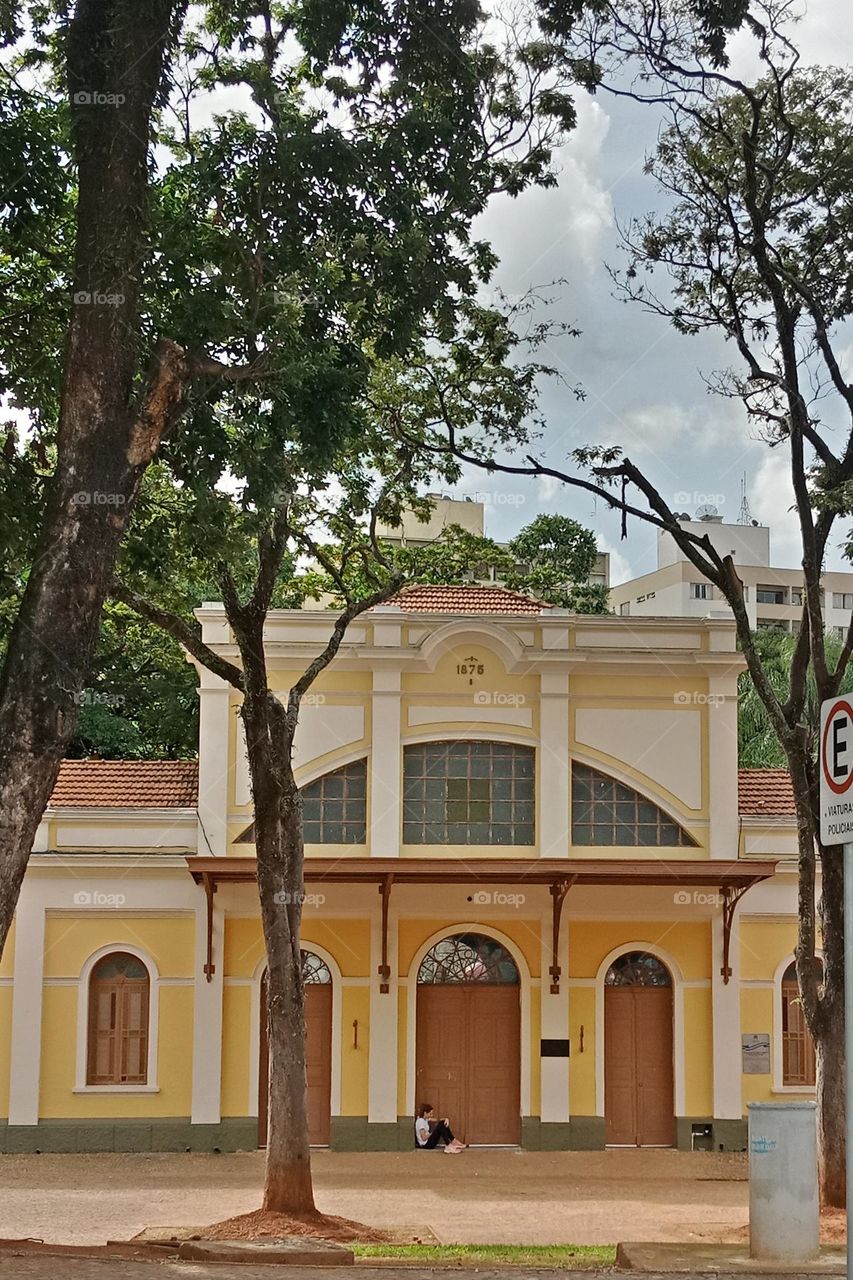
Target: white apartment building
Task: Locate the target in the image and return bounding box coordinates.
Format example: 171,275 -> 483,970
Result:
609,513 -> 853,637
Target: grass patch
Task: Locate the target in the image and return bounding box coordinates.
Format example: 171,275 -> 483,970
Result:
352,1243 -> 616,1268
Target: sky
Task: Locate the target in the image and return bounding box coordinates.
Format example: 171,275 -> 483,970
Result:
449,0 -> 853,585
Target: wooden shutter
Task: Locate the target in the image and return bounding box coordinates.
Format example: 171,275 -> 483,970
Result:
782,973 -> 816,1087
87,956 -> 149,1085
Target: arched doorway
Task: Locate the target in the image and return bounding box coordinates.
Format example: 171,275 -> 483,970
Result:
416,932 -> 520,1145
258,951 -> 333,1148
604,951 -> 675,1147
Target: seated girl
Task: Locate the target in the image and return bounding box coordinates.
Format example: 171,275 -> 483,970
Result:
414,1102 -> 466,1153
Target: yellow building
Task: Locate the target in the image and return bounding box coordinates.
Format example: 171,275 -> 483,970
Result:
0,586 -> 811,1153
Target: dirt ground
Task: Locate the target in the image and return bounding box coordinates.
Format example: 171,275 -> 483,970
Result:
0,1149 -> 750,1247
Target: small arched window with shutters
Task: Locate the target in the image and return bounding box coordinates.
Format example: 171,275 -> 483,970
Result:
781,960 -> 819,1087
87,952 -> 150,1085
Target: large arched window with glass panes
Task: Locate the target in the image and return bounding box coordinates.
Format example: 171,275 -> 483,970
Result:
403,741 -> 534,845
87,952 -> 150,1085
571,763 -> 696,848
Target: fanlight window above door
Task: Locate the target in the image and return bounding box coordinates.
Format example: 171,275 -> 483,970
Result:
302,951 -> 332,984
605,951 -> 672,987
417,933 -> 519,985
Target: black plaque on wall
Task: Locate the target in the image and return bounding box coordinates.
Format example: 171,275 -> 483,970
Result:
540,1038 -> 570,1058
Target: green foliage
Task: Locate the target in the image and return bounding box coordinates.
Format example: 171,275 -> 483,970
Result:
738,630 -> 853,768
68,606 -> 200,760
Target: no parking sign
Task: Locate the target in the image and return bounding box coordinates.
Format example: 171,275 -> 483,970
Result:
819,696 -> 853,844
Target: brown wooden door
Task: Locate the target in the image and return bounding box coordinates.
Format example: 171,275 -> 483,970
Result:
416,985 -> 520,1144
259,979 -> 332,1147
605,985 -> 674,1146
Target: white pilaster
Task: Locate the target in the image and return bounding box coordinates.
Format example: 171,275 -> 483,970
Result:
539,911 -> 571,1122
707,674 -> 739,859
8,886 -> 45,1125
539,671 -> 570,858
370,670 -> 401,857
367,912 -> 398,1123
191,899 -> 225,1124
712,906 -> 742,1120
197,675 -> 232,856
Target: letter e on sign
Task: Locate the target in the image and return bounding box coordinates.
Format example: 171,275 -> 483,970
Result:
820,697 -> 853,844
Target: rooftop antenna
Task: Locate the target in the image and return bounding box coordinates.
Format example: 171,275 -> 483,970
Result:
738,473 -> 752,525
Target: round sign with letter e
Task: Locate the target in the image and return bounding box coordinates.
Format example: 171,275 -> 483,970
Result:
820,697 -> 853,844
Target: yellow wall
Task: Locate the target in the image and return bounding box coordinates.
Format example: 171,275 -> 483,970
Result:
223,918 -> 371,980
221,984 -> 252,1118
741,986 -> 776,1105
43,915 -> 195,978
569,920 -> 710,982
39,985 -> 194,1118
570,986 -> 596,1115
342,986 -> 369,1115
740,919 -> 797,980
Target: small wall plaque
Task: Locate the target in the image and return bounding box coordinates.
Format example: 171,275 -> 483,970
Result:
742,1033 -> 771,1074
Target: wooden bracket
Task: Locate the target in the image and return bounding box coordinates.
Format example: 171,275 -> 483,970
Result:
378,873 -> 394,993
721,883 -> 752,983
202,872 -> 217,982
549,877 -> 576,994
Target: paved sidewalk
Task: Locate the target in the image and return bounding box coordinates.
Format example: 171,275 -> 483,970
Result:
0,1150 -> 748,1246
0,1267 -> 835,1280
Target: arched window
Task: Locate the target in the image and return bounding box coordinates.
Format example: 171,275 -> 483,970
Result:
87,952 -> 150,1085
605,951 -> 672,987
572,763 -> 696,847
237,758 -> 367,845
404,742 -> 534,845
417,933 -> 520,984
781,960 -> 819,1087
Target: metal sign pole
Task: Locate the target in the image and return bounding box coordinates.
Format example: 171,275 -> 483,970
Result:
840,839 -> 845,1280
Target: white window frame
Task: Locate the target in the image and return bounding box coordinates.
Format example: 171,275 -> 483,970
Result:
75,943 -> 160,1093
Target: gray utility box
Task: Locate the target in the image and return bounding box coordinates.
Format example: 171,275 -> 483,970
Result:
748,1102 -> 819,1263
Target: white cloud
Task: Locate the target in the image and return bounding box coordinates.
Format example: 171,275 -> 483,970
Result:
477,92 -> 614,279
750,452 -> 801,566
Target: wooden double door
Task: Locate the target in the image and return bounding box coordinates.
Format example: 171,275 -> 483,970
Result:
604,985 -> 675,1146
258,978 -> 332,1147
416,985 -> 520,1145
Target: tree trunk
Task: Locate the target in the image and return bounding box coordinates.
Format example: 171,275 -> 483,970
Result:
816,845 -> 846,1207
0,0 -> 185,957
243,695 -> 315,1215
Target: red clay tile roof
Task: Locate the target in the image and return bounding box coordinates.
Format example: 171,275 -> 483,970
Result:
384,584 -> 546,615
738,768 -> 796,817
49,760 -> 198,808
